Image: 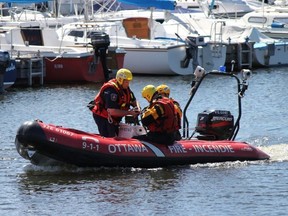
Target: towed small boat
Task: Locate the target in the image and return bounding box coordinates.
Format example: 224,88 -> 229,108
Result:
15,70 -> 270,168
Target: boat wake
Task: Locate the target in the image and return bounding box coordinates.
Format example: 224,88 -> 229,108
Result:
22,163 -> 161,173
258,143 -> 288,163
186,143 -> 288,169
21,142 -> 287,173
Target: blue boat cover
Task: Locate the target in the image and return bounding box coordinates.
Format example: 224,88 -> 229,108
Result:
117,0 -> 175,10
1,0 -> 51,3
2,0 -> 174,10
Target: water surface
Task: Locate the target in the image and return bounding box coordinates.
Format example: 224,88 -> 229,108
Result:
1,67 -> 288,215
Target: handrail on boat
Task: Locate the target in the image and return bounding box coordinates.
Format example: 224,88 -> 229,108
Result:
182,71 -> 248,141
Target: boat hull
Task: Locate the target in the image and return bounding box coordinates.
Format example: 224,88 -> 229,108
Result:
123,45 -> 193,75
44,54 -> 105,83
3,60 -> 17,89
15,120 -> 270,168
253,42 -> 288,67
123,44 -> 226,75
44,50 -> 125,83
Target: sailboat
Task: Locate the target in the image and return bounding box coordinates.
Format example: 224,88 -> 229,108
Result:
56,0 -> 226,75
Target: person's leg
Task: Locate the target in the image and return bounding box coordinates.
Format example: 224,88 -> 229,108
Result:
174,130 -> 182,141
106,122 -> 118,137
93,114 -> 116,137
147,132 -> 175,145
133,132 -> 173,145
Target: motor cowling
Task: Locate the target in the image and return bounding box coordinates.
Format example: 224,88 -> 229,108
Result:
90,32 -> 111,82
195,110 -> 234,140
90,32 -> 110,49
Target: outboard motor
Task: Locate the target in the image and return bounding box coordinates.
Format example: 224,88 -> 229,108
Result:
90,32 -> 111,82
181,36 -> 205,71
195,110 -> 234,140
0,50 -> 10,93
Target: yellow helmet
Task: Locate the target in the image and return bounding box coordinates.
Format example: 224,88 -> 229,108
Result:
116,68 -> 133,85
142,85 -> 156,102
156,84 -> 170,97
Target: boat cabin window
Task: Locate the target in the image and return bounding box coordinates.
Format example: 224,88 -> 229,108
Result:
68,30 -> 84,38
247,16 -> 267,24
273,18 -> 288,25
20,28 -> 44,46
155,18 -> 165,24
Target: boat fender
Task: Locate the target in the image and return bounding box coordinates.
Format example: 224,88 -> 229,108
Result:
134,125 -> 147,136
271,23 -> 284,28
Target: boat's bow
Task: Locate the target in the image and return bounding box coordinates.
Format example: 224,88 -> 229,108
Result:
248,143 -> 270,160
15,120 -> 45,160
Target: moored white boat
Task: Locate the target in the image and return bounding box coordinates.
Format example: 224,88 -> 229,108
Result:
198,0 -> 254,18
253,41 -> 288,67
0,25 -> 125,83
173,13 -> 288,69
56,14 -> 227,75
240,7 -> 288,41
0,6 -> 82,28
56,19 -> 194,75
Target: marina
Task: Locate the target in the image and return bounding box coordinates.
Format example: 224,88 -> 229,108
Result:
1,0 -> 288,215
1,0 -> 288,88
1,66 -> 288,215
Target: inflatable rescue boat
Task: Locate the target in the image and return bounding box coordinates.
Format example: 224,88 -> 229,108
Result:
15,70 -> 270,168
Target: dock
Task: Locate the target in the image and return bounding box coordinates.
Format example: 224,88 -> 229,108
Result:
14,56 -> 44,86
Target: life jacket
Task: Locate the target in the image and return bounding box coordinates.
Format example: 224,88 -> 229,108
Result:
91,79 -> 135,123
171,98 -> 182,129
142,96 -> 180,133
170,98 -> 182,118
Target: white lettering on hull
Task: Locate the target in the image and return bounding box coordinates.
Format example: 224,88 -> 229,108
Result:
55,128 -> 74,136
108,144 -> 149,154
54,64 -> 63,69
168,144 -> 187,153
193,145 -> 235,153
82,136 -> 100,151
43,124 -> 74,137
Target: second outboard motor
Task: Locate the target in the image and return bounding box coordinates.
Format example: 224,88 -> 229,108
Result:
0,50 -> 10,93
195,110 -> 234,140
181,36 -> 205,71
90,32 -> 111,82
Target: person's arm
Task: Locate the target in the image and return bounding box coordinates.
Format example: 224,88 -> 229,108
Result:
141,104 -> 164,126
107,108 -> 139,118
105,88 -> 139,118
130,90 -> 138,108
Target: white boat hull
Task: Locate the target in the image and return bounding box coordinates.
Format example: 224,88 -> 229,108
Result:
123,45 -> 191,75
123,44 -> 227,75
253,42 -> 288,67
